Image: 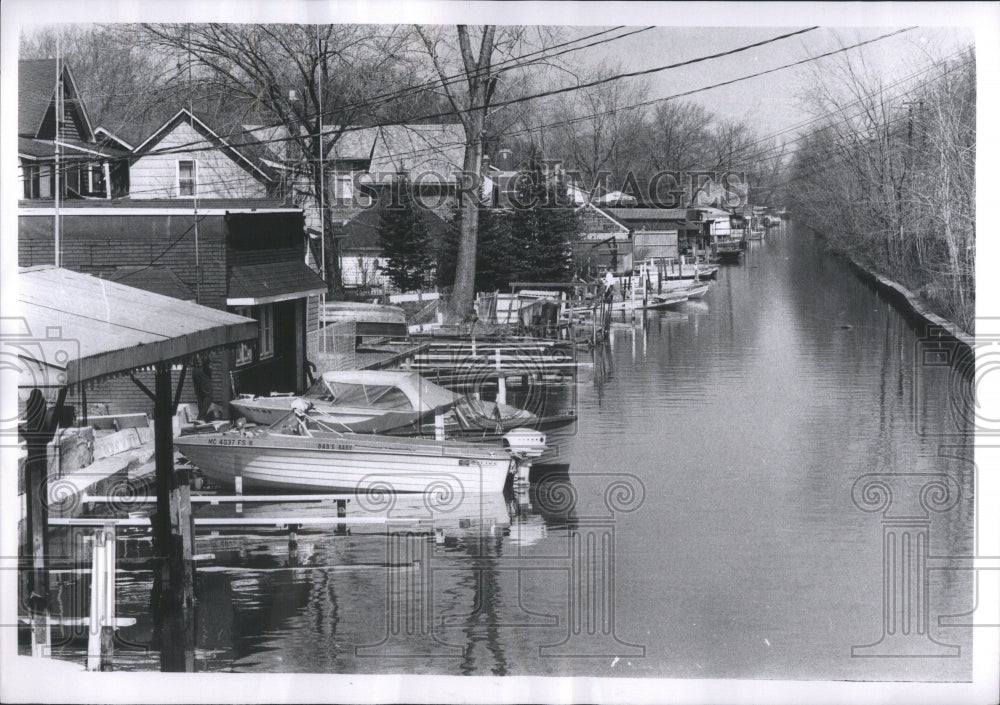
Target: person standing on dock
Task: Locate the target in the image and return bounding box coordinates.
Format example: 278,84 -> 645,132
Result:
603,267 -> 616,303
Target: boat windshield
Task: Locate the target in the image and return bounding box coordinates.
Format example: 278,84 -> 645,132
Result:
307,374 -> 458,412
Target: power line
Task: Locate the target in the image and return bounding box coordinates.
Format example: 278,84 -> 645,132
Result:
21,28 -> 964,207
23,49 -> 970,205
104,26 -> 824,166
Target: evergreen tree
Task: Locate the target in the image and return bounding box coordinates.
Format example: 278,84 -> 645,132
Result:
507,158 -> 579,283
440,157 -> 581,295
377,175 -> 434,292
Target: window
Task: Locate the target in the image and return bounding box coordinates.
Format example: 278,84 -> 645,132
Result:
234,306 -> 254,366
22,164 -> 39,199
258,304 -> 274,359
88,164 -> 106,197
178,160 -> 196,196
334,172 -> 353,202
232,304 -> 274,365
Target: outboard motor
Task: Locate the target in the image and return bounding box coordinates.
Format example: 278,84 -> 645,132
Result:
502,428 -> 548,488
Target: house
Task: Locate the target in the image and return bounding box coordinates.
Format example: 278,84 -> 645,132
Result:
570,204 -> 710,276
18,60 -> 325,418
335,203 -> 455,293
573,201 -> 631,274
18,59 -> 130,200
18,199 -> 326,412
128,108 -> 281,200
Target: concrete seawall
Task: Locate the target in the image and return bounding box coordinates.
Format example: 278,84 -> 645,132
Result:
804,224 -> 973,356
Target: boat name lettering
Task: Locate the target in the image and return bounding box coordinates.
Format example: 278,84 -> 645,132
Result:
317,442 -> 353,451
207,438 -> 253,446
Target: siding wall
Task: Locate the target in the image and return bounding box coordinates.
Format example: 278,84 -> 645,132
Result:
130,122 -> 267,200
633,230 -> 679,260
341,253 -> 389,289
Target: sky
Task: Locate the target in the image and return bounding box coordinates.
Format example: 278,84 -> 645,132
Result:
581,25 -> 975,142
6,4 -> 981,156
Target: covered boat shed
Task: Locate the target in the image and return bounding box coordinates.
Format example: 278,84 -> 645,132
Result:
13,266 -> 256,656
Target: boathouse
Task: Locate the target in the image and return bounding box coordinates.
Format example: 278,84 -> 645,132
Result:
15,266 -> 258,657
18,200 -> 326,410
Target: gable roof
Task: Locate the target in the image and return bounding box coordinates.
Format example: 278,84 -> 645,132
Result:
19,59 -> 95,142
133,108 -> 275,184
369,124 -> 465,181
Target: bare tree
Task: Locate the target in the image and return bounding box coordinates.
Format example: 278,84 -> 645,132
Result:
543,61 -> 649,195
413,25 -> 502,321
793,48 -> 976,333
140,23 -> 409,295
640,101 -> 713,173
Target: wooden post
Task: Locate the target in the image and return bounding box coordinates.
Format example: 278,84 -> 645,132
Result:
336,499 -> 348,535
153,362 -> 194,611
288,524 -> 299,565
234,475 -> 243,515
434,413 -> 445,441
495,348 -> 507,405
23,387 -> 65,658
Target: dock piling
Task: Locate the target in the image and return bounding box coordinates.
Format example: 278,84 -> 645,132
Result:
87,523 -> 116,671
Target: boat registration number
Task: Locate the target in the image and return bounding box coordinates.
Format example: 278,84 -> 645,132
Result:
317,442 -> 353,451
207,438 -> 252,446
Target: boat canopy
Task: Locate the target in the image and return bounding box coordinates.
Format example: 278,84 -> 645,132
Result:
311,370 -> 458,412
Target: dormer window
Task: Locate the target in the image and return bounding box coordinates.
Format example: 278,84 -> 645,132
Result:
178,160 -> 196,196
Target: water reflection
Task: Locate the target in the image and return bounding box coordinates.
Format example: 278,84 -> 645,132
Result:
37,225 -> 974,679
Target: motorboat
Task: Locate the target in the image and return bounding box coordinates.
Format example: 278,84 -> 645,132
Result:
657,279 -> 712,299
175,404 -> 546,494
231,369 -> 575,465
231,369 -> 534,434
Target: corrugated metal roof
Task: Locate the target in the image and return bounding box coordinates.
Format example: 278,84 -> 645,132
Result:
16,266 -> 257,386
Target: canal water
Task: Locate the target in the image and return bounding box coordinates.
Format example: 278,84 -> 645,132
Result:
44,223 -> 974,680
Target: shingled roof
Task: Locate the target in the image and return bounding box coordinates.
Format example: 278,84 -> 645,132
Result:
18,59 -> 93,142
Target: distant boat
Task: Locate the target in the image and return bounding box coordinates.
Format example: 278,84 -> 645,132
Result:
657,279 -> 712,298
175,407 -> 544,494
715,240 -> 743,262
233,370 -> 460,429
661,263 -> 719,280
607,290 -> 689,313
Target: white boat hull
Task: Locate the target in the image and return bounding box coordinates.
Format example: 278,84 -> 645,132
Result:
176,432 -> 515,495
